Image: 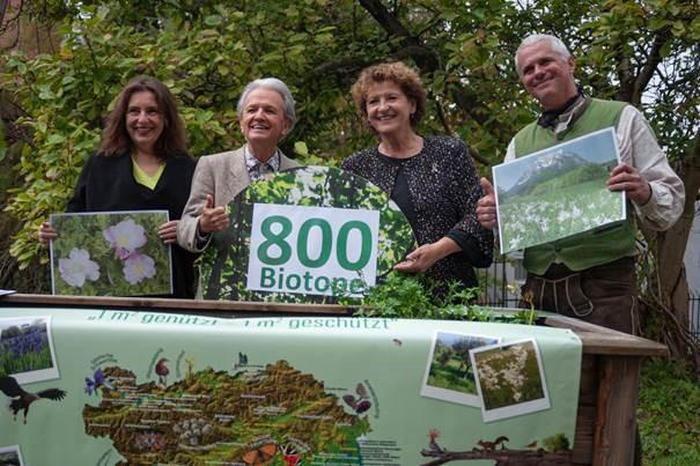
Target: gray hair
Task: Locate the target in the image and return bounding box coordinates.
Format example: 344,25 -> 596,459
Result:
515,34 -> 571,74
237,77 -> 296,131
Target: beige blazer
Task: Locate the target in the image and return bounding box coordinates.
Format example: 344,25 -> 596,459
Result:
177,146 -> 299,252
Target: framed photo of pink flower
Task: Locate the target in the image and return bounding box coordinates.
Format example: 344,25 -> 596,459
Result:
49,210 -> 172,296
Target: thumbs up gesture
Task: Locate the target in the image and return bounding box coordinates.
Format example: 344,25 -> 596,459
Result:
198,194 -> 230,234
476,177 -> 498,229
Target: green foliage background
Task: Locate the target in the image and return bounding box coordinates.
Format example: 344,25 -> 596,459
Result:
50,211 -> 171,296
638,359 -> 700,465
0,2 -> 696,461
2,0 -> 697,273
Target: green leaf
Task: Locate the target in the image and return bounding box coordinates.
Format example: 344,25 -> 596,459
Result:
204,15 -> 223,26
294,141 -> 309,157
47,134 -> 66,145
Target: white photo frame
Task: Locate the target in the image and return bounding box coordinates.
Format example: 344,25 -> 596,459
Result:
470,338 -> 550,422
493,127 -> 625,254
49,210 -> 173,296
0,316 -> 59,384
420,331 -> 501,407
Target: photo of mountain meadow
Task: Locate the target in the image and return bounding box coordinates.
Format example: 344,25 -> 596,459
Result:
493,128 -> 625,253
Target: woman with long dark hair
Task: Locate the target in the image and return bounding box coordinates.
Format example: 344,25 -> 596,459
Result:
38,76 -> 198,298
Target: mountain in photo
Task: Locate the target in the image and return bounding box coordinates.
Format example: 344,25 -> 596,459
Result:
500,149 -> 610,198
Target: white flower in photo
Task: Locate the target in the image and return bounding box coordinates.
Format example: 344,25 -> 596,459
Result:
103,218 -> 147,260
123,253 -> 156,285
557,209 -> 571,223
478,345 -> 530,402
58,248 -> 100,287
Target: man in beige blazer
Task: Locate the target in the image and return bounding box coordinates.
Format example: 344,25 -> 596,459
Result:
177,78 -> 300,252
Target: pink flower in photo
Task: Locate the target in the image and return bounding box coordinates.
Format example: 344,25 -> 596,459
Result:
103,218 -> 147,260
123,253 -> 156,285
58,248 -> 100,287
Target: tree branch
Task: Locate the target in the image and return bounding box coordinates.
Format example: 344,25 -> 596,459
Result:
0,0 -> 9,25
0,0 -> 21,35
359,0 -> 412,38
468,145 -> 491,167
358,0 -> 438,71
615,53 -> 635,103
0,0 -> 22,51
632,28 -> 672,106
432,95 -> 452,134
358,0 -> 488,127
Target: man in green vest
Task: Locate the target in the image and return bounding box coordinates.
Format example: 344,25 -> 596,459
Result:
477,34 -> 685,334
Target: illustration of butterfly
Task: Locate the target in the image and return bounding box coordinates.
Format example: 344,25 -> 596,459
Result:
342,382 -> 372,414
84,368 -> 113,396
242,442 -> 277,465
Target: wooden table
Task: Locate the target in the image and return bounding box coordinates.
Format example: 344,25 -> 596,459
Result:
1,293 -> 667,466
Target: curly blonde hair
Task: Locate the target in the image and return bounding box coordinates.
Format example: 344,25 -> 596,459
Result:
351,62 -> 427,128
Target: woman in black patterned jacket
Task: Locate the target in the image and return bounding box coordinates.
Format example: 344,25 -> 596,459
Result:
341,62 -> 493,294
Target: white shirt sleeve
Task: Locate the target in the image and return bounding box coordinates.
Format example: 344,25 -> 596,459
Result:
616,105 -> 685,231
505,138 -> 516,162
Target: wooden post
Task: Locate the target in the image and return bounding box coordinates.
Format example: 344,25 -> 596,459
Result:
592,356 -> 641,466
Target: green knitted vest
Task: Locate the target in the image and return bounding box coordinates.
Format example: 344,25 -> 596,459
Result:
512,99 -> 636,275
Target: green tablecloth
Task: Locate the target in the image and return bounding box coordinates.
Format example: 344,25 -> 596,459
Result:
0,307 -> 581,466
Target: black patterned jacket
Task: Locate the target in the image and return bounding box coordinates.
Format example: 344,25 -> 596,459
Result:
342,135 -> 493,291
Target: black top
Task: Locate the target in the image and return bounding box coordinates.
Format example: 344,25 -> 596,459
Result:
341,135 -> 493,292
67,152 -> 198,298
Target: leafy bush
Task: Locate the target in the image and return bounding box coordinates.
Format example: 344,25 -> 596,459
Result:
346,271 -> 537,324
638,359 -> 700,465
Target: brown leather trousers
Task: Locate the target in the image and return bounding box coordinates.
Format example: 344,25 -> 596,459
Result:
521,257 -> 639,335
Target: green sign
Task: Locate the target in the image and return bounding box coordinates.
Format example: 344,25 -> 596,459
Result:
199,166 -> 416,303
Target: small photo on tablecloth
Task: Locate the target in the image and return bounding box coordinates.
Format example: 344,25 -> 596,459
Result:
470,338 -> 551,422
0,445 -> 24,466
0,316 -> 59,384
420,331 -> 500,407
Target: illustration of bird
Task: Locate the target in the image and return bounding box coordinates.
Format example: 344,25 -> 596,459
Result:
282,453 -> 302,466
392,338 -> 402,347
84,368 -> 113,396
280,444 -> 303,466
526,440 -> 538,449
428,428 -> 444,453
155,358 -> 169,386
342,382 -> 372,414
239,352 -> 248,366
0,375 -> 66,423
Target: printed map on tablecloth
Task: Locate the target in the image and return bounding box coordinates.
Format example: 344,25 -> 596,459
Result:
82,362 -> 369,465
0,307 -> 582,466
